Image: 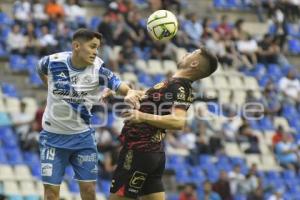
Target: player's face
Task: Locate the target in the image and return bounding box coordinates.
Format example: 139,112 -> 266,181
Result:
78,37 -> 100,65
177,49 -> 201,69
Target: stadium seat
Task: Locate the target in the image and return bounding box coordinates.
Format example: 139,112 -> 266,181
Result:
218,89 -> 231,104
264,131 -> 275,146
19,181 -> 37,195
243,76 -> 260,91
9,55 -> 26,72
245,155 -> 261,168
3,181 -> 20,194
22,97 -> 38,115
89,16 -> 102,31
25,55 -> 38,73
162,60 -> 177,74
99,180 -> 111,197
233,90 -> 246,106
273,117 -> 290,131
135,59 -> 148,72
5,97 -> 21,114
14,165 -> 32,180
228,76 -> 244,90
147,59 -> 164,75
260,155 -> 279,171
0,98 -> 6,112
288,38 -> 300,54
200,77 -> 214,89
258,116 -> 274,130
213,76 -> 229,90
6,148 -> 24,165
225,143 -> 244,157
1,83 -> 19,98
28,72 -> 43,87
122,72 -> 138,83
175,48 -> 187,61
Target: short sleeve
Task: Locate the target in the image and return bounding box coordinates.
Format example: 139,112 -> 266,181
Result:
36,56 -> 49,75
99,65 -> 121,91
167,83 -> 192,110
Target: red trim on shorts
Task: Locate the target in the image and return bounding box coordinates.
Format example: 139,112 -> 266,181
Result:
116,185 -> 125,196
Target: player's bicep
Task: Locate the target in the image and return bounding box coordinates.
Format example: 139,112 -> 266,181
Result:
99,65 -> 121,91
36,56 -> 49,86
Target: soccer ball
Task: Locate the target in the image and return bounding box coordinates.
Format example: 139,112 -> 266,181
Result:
147,10 -> 178,41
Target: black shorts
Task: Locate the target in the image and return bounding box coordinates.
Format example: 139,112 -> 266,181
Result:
110,148 -> 165,198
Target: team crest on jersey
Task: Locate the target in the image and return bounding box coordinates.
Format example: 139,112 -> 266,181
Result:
153,82 -> 165,89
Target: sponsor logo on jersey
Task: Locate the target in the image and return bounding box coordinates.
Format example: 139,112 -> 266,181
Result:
41,163 -> 53,176
77,153 -> 97,165
129,171 -> 147,189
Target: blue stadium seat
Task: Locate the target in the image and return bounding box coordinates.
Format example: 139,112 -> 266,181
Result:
266,170 -> 281,180
234,194 -> 247,200
258,116 -> 274,130
69,180 -> 80,193
166,193 -> 179,200
9,54 -> 26,71
267,64 -> 283,81
1,83 -> 19,97
138,72 -> 153,87
0,147 -> 7,163
189,166 -> 206,185
25,55 -> 38,73
0,43 -> 8,57
100,180 -> 111,197
0,12 -> 13,25
29,72 -> 43,87
213,0 -> 226,9
288,39 -> 300,54
89,16 -> 102,31
6,148 -> 24,164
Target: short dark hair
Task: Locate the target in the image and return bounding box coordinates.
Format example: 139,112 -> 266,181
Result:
200,47 -> 218,75
72,28 -> 103,42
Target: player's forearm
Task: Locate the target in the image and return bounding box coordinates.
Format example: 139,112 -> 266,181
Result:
140,113 -> 186,130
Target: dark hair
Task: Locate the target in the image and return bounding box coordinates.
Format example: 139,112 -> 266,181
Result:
200,47 -> 218,75
72,28 -> 103,42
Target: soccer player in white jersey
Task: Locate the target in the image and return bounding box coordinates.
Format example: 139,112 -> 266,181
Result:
36,29 -> 142,200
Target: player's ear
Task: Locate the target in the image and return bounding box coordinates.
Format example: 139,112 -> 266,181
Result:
190,60 -> 199,69
72,40 -> 80,51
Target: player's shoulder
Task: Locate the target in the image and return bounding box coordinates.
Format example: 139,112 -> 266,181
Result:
48,51 -> 72,62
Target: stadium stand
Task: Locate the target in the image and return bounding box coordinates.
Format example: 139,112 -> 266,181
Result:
0,0 -> 300,200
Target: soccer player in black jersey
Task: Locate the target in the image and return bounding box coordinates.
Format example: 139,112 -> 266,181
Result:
109,47 -> 218,200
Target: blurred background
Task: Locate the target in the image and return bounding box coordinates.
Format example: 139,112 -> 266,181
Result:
0,0 -> 300,199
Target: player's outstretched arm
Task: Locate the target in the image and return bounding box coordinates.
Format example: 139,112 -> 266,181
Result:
122,108 -> 187,130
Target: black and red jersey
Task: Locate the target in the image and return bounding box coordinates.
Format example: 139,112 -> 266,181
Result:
119,77 -> 194,152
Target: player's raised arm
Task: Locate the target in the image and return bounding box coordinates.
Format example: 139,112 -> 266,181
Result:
36,56 -> 49,87
99,65 -> 144,108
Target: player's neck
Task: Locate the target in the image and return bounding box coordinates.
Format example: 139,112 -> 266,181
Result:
71,54 -> 88,70
172,71 -> 194,82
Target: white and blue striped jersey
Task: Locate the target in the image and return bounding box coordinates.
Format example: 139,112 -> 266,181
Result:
37,51 -> 121,135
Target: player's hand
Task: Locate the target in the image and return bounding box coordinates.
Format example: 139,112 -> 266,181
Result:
122,109 -> 144,124
124,90 -> 143,109
100,88 -> 115,103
